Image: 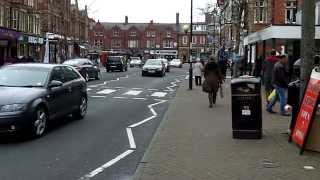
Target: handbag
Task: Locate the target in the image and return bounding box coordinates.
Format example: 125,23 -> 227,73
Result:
202,80 -> 210,93
268,89 -> 276,101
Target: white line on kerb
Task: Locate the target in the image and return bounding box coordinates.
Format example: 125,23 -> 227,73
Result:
113,97 -> 127,99
126,128 -> 136,149
90,96 -> 106,98
132,98 -> 147,100
79,150 -> 134,180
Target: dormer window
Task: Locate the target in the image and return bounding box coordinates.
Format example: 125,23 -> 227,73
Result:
113,30 -> 120,37
166,31 -> 171,38
130,31 -> 137,37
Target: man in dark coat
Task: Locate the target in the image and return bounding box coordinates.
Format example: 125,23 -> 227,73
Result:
263,50 -> 279,102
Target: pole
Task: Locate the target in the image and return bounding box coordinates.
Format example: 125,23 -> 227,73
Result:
300,0 -> 315,99
189,0 -> 193,90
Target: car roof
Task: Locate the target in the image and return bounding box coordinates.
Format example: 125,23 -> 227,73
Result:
4,63 -> 64,70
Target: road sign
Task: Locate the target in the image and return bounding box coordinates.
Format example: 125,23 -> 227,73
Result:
292,68 -> 320,154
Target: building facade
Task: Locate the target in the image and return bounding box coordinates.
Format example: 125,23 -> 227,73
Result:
0,0 -> 43,66
89,15 -> 180,60
37,0 -> 90,63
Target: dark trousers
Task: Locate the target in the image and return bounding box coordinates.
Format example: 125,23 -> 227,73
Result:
195,76 -> 202,86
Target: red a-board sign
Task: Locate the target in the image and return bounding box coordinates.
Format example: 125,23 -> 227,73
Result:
292,69 -> 320,150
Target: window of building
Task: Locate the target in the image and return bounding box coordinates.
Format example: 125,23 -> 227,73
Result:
254,0 -> 267,24
94,39 -> 103,47
111,39 -> 121,48
0,6 -> 4,27
192,36 -> 197,44
166,31 -> 171,38
128,40 -> 139,48
146,39 -> 155,48
12,9 -> 19,30
285,0 -> 298,24
130,31 -> 137,37
182,36 -> 188,45
200,36 -> 206,45
113,30 -> 120,37
163,40 -> 174,48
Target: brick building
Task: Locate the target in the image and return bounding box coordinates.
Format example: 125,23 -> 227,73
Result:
38,0 -> 90,63
89,15 -> 179,59
0,0 -> 43,66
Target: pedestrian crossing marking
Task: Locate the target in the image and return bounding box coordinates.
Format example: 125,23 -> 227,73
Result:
124,90 -> 142,96
97,89 -> 116,95
151,92 -> 167,98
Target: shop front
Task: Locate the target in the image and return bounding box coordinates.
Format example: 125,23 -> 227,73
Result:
19,34 -> 44,62
0,27 -> 22,66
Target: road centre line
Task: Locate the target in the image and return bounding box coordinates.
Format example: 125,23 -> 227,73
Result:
126,128 -> 136,149
151,92 -> 167,98
97,89 -> 116,95
131,88 -> 144,90
79,150 -> 134,180
132,98 -> 147,100
113,97 -> 127,99
124,90 -> 142,96
148,89 -> 159,91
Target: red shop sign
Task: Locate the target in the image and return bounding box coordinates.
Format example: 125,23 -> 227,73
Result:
292,69 -> 320,153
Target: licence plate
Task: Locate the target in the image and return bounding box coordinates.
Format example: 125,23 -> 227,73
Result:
111,66 -> 117,68
148,70 -> 155,73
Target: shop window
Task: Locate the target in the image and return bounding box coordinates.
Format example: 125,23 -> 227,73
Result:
111,39 -> 121,48
182,36 -> 188,45
146,40 -> 155,48
128,40 -> 138,48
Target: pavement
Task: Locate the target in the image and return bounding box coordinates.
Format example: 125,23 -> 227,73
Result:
134,79 -> 320,180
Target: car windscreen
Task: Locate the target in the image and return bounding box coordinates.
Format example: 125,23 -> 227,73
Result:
63,59 -> 84,66
172,59 -> 181,62
108,57 -> 121,63
145,60 -> 162,66
0,66 -> 49,87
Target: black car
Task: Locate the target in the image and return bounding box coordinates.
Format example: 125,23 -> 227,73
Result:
63,58 -> 101,82
142,59 -> 166,77
0,64 -> 87,137
106,56 -> 128,72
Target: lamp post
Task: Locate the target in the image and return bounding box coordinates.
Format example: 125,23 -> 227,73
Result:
182,0 -> 193,90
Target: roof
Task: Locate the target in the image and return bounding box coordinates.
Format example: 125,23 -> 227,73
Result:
101,22 -> 178,31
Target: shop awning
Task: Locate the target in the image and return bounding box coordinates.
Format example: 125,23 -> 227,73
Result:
244,25 -> 320,45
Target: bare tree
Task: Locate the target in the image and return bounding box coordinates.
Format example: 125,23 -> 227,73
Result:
231,0 -> 247,53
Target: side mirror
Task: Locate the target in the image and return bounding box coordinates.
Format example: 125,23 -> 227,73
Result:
49,80 -> 63,88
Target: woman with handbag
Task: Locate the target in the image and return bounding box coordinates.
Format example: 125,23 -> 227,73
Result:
203,57 -> 224,108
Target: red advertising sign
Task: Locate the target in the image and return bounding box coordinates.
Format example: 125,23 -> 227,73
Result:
292,70 -> 320,148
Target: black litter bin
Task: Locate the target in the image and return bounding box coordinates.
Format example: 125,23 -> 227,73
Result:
231,76 -> 262,139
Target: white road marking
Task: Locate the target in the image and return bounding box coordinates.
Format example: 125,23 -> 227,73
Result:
113,97 -> 127,99
79,150 -> 134,180
132,98 -> 147,100
148,89 -> 159,91
131,88 -> 144,90
89,85 -> 99,88
90,96 -> 106,98
87,88 -> 92,91
97,89 -> 116,95
126,128 -> 136,149
124,90 -> 142,96
151,92 -> 167,98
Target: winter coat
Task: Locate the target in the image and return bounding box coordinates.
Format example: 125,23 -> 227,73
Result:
272,61 -> 289,88
263,56 -> 279,91
204,61 -> 223,92
193,62 -> 204,77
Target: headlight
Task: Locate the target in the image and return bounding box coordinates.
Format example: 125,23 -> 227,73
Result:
0,104 -> 27,113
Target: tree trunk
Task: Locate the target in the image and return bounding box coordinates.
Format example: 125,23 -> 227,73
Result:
300,0 -> 315,99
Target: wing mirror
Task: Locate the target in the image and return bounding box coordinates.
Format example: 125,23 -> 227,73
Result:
49,80 -> 63,88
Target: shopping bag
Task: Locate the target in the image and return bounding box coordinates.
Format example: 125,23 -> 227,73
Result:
202,80 -> 210,93
219,84 -> 224,98
268,89 -> 276,101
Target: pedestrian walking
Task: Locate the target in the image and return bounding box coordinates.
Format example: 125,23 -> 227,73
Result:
266,54 -> 290,116
203,57 -> 224,108
194,58 -> 204,86
218,46 -> 228,78
263,50 -> 279,102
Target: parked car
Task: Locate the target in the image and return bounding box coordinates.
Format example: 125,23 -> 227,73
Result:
169,59 -> 183,68
160,59 -> 170,72
129,57 -> 142,67
106,56 -> 128,72
63,58 -> 101,82
0,63 -> 87,137
142,59 -> 166,77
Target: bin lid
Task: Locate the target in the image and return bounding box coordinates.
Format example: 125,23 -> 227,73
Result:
231,76 -> 261,85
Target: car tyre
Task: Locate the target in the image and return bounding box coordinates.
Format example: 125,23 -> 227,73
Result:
73,96 -> 87,120
95,71 -> 101,80
85,72 -> 90,82
31,107 -> 48,138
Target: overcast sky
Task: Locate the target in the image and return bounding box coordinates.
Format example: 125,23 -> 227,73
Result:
78,0 -> 214,23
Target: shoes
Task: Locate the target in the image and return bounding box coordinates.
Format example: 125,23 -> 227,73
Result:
281,113 -> 291,117
266,109 -> 277,114
209,104 -> 213,108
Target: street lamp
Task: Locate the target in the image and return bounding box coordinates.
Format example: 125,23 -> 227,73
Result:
183,0 -> 193,90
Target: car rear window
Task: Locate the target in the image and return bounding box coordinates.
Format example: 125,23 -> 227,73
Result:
108,57 -> 121,63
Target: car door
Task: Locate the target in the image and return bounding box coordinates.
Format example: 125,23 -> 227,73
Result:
63,66 -> 83,112
47,67 -> 70,119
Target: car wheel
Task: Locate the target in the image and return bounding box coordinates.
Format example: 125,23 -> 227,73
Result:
31,107 -> 48,138
73,96 -> 87,120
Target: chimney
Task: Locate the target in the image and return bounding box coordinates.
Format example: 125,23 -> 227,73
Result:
150,20 -> 154,24
125,16 -> 128,24
176,13 -> 180,25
